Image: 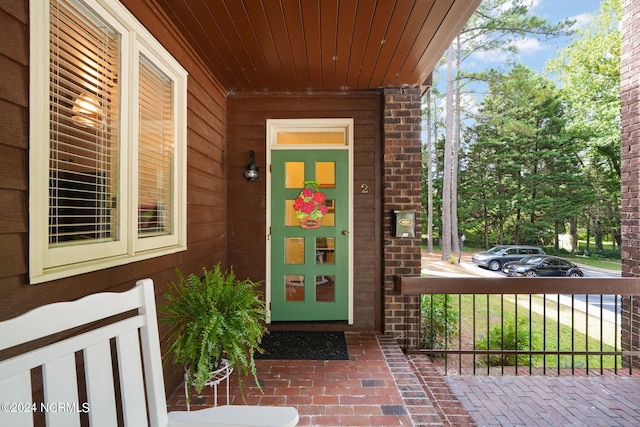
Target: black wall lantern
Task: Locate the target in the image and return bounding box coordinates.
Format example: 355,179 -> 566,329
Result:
244,150 -> 259,182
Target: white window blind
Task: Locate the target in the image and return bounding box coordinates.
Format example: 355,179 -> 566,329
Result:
49,0 -> 120,247
138,55 -> 174,237
30,0 -> 187,283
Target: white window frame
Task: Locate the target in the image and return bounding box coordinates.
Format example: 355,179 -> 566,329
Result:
29,0 -> 188,284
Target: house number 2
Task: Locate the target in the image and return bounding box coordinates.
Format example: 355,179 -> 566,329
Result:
360,184 -> 369,194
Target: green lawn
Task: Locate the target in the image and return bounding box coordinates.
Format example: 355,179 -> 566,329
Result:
563,256 -> 621,271
423,293 -> 622,369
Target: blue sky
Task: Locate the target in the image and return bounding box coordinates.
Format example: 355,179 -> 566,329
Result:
435,0 -> 607,113
502,0 -> 604,72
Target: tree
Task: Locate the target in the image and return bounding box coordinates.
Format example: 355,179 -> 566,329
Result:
422,89 -> 437,253
547,0 -> 621,252
462,110 -> 516,246
430,0 -> 574,257
463,66 -> 593,246
441,47 -> 454,259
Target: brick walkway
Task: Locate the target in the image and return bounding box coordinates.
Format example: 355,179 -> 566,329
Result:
445,375 -> 640,426
167,331 -> 640,426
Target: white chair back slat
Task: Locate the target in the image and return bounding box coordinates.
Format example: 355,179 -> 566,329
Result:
84,341 -> 118,427
0,288 -> 144,351
43,354 -> 81,427
137,278 -> 171,427
0,371 -> 34,427
0,316 -> 144,382
116,329 -> 149,426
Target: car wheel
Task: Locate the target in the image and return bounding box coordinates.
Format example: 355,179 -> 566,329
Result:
569,272 -> 582,278
525,271 -> 537,277
488,260 -> 501,271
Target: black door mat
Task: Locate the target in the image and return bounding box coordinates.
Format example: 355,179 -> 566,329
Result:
255,330 -> 349,360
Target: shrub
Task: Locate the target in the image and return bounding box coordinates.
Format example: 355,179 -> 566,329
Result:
475,317 -> 541,366
421,294 -> 459,351
597,249 -> 621,259
446,253 -> 459,264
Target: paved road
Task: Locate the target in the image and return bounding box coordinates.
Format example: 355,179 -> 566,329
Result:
468,262 -> 622,316
421,256 -> 622,316
580,264 -> 621,278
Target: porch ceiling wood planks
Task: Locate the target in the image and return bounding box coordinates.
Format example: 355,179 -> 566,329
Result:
154,0 -> 482,93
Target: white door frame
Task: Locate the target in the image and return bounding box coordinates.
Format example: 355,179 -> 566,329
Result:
265,118 -> 354,324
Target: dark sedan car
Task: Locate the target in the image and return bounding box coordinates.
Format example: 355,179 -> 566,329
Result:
471,245 -> 546,271
501,255 -> 584,277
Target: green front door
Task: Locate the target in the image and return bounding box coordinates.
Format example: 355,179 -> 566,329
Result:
270,149 -> 349,321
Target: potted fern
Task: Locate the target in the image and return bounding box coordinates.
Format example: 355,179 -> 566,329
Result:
158,263 -> 267,394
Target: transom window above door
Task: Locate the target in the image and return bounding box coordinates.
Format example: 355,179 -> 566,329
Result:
275,131 -> 346,145
268,119 -> 353,149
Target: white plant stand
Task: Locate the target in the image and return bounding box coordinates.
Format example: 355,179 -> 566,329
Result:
185,359 -> 233,411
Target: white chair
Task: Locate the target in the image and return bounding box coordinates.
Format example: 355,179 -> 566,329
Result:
0,279 -> 298,427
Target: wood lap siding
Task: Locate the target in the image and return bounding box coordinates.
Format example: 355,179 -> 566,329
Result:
2,0 -> 229,392
0,0 -> 30,314
227,93 -> 384,332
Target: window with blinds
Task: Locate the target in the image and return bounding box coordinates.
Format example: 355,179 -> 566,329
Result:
29,0 -> 187,283
138,55 -> 173,238
49,0 -> 120,247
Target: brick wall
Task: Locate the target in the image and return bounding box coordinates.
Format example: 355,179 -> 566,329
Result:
621,0 -> 640,367
383,87 -> 423,349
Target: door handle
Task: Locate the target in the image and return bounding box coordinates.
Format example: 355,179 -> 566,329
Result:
342,230 -> 349,236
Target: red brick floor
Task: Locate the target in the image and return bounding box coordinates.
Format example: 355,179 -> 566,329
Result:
166,332 -> 469,426
443,371 -> 640,426
166,331 -> 640,426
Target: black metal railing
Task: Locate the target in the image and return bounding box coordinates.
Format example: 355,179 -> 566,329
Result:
395,277 -> 640,376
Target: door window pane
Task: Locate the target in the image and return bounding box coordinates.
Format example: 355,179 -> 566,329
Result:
316,238 -> 335,264
285,238 -> 304,264
315,162 -> 335,189
321,200 -> 335,226
316,275 -> 335,302
285,275 -> 304,302
285,162 -> 304,188
285,199 -> 298,226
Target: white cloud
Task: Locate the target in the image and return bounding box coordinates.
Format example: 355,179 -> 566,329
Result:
529,0 -> 544,11
568,12 -> 594,30
467,37 -> 543,67
498,0 -> 543,14
511,37 -> 545,55
470,49 -> 510,65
